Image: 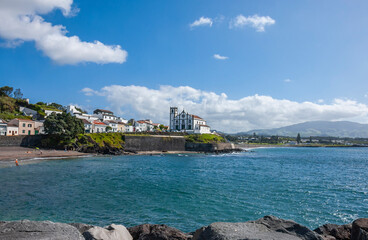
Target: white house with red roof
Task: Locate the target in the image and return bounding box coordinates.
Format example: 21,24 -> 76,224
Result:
135,120 -> 154,132
92,120 -> 107,133
169,107 -> 211,134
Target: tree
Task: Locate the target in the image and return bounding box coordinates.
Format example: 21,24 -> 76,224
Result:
0,86 -> 13,97
44,112 -> 84,139
106,126 -> 112,132
13,88 -> 23,99
49,103 -> 65,111
296,133 -> 301,144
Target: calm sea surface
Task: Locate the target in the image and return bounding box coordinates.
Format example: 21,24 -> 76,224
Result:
0,147 -> 367,232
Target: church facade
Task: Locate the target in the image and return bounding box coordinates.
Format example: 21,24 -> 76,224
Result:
169,107 -> 211,134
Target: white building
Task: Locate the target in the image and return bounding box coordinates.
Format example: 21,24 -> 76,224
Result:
44,109 -> 63,117
0,119 -> 7,136
93,109 -> 117,121
104,120 -> 119,132
92,121 -> 107,133
169,107 -> 211,134
135,120 -> 154,132
82,119 -> 93,133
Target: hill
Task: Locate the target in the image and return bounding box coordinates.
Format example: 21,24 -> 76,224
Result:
240,121 -> 368,138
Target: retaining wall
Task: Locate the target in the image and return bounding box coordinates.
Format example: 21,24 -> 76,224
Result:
124,135 -> 186,152
0,135 -> 44,147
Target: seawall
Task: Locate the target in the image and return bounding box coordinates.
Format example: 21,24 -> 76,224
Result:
123,135 -> 186,152
0,135 -> 44,147
0,135 -> 240,153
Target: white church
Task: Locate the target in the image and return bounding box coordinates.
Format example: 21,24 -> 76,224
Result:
169,107 -> 211,134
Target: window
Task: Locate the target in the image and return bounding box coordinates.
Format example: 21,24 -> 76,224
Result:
22,130 -> 25,133
23,123 -> 26,127
188,125 -> 192,130
28,124 -> 32,127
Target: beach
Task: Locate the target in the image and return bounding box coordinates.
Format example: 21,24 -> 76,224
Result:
0,146 -> 89,162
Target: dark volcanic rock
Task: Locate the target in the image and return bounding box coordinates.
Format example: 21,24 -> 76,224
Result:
192,215 -> 323,240
128,224 -> 190,240
0,220 -> 84,240
314,223 -> 351,240
68,222 -> 94,234
352,218 -> 368,240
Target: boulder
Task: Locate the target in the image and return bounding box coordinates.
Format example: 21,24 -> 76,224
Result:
69,222 -> 94,234
192,215 -> 324,240
128,224 -> 190,240
0,220 -> 84,240
314,223 -> 351,240
83,224 -> 133,240
352,218 -> 368,240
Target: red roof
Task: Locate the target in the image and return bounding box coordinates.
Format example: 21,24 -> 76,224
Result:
93,121 -> 106,125
192,115 -> 203,120
199,124 -> 210,127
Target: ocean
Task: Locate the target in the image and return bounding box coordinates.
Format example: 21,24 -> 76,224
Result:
0,147 -> 367,232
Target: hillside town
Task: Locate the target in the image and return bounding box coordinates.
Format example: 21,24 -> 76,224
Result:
0,102 -> 213,136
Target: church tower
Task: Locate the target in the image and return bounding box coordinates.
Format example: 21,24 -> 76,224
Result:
169,107 -> 178,131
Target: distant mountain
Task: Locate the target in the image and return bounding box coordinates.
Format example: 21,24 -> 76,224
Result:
239,121 -> 368,138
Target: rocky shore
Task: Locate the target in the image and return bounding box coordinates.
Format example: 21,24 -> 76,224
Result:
1,216 -> 367,240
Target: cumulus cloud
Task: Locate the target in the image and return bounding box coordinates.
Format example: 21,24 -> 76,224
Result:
0,0 -> 127,64
284,78 -> 291,83
82,85 -> 368,133
213,54 -> 228,60
190,17 -> 213,28
230,14 -> 275,32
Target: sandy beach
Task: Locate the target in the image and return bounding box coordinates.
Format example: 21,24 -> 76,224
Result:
0,146 -> 90,162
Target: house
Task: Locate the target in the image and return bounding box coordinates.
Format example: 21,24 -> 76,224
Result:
44,109 -> 63,117
169,107 -> 211,134
135,120 -> 154,132
34,121 -> 45,135
104,120 -> 118,132
117,122 -> 127,132
19,106 -> 38,118
92,121 -> 106,133
93,109 -> 117,121
0,119 -> 7,135
125,125 -> 134,133
8,118 -> 35,135
82,119 -> 93,133
7,123 -> 18,136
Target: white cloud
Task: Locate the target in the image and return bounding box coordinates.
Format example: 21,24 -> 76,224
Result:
213,54 -> 228,60
284,79 -> 291,83
230,14 -> 275,32
0,0 -> 127,64
190,17 -> 213,28
82,85 -> 368,133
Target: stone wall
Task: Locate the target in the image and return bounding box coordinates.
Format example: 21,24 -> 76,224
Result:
0,135 -> 44,147
185,142 -> 236,152
124,135 -> 186,152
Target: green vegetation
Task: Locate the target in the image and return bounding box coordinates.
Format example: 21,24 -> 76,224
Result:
185,134 -> 225,143
83,133 -> 124,148
44,112 -> 84,139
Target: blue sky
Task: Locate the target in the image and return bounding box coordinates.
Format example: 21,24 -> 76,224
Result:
1,0 -> 368,132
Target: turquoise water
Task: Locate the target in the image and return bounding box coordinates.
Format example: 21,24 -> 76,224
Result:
0,147 -> 367,232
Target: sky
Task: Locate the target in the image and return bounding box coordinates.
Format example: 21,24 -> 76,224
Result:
1,0 -> 368,132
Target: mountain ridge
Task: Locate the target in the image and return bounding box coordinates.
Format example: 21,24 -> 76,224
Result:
238,121 -> 368,138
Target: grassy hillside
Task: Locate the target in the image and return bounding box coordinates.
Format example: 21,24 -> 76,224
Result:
185,134 -> 225,143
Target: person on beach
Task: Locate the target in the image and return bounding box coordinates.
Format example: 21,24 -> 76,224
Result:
15,159 -> 19,166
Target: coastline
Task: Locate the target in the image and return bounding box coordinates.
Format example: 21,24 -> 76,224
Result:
0,146 -> 90,162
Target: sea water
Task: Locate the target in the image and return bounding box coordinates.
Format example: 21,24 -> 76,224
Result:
0,147 -> 367,232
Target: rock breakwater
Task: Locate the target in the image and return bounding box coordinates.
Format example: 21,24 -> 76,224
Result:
1,216 -> 367,240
